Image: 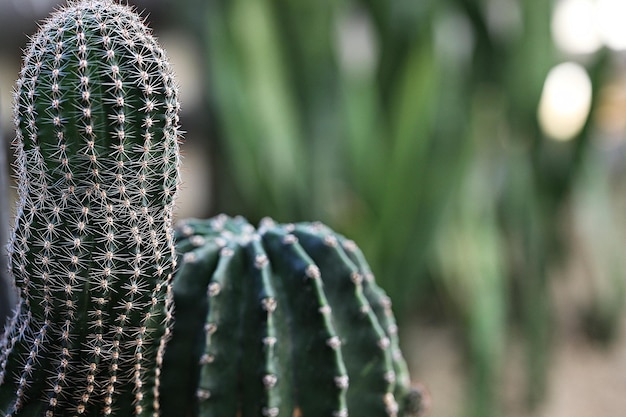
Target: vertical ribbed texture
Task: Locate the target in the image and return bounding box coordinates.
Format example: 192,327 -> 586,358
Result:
163,215 -> 425,417
0,1 -> 181,416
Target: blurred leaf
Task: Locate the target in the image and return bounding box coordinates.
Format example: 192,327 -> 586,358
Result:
572,145 -> 626,344
435,159 -> 506,417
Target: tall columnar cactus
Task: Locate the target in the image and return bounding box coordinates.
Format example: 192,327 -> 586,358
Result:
0,1 -> 181,416
162,215 -> 427,417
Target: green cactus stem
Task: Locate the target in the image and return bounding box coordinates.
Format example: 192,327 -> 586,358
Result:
162,215 -> 426,417
0,1 -> 181,416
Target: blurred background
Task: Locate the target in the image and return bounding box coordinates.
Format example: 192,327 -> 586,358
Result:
2,0 -> 626,415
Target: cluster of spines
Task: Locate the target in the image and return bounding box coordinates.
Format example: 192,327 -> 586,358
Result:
163,215 -> 419,417
0,1 -> 181,416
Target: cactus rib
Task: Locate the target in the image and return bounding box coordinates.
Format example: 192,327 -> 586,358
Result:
163,215 -> 422,417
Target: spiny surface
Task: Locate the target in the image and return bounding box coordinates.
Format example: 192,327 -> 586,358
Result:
162,215 -> 424,417
0,1 -> 181,416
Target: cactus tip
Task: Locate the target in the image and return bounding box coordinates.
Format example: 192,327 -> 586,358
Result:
403,383 -> 432,417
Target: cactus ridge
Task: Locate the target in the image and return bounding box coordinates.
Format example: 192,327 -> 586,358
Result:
0,1 -> 181,416
162,215 -> 420,417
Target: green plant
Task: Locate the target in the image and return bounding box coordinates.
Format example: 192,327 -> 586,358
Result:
0,0 -> 181,415
162,215 -> 426,417
0,2 -> 424,417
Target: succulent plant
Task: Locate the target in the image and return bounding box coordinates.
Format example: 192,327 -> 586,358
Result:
0,1 -> 181,416
0,2 -> 426,417
161,215 -> 426,417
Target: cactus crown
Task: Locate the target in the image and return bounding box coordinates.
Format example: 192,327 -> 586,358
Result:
1,0 -> 181,416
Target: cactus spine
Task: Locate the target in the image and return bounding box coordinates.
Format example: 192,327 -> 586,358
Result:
0,118 -> 16,330
0,1 -> 181,416
162,215 -> 425,417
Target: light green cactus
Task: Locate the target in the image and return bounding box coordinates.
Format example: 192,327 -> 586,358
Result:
0,1 -> 181,416
161,215 -> 427,417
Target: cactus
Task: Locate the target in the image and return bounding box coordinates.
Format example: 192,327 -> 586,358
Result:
0,0 -> 181,416
0,2 -> 427,417
161,215 -> 427,417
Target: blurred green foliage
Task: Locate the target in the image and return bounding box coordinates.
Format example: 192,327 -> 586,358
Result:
173,0 -> 622,416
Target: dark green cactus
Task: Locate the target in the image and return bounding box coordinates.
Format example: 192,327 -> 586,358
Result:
0,1 -> 181,416
162,215 -> 426,417
0,2 -> 428,417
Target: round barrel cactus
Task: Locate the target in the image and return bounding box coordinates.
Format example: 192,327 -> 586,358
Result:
0,1 -> 181,416
162,215 -> 426,417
